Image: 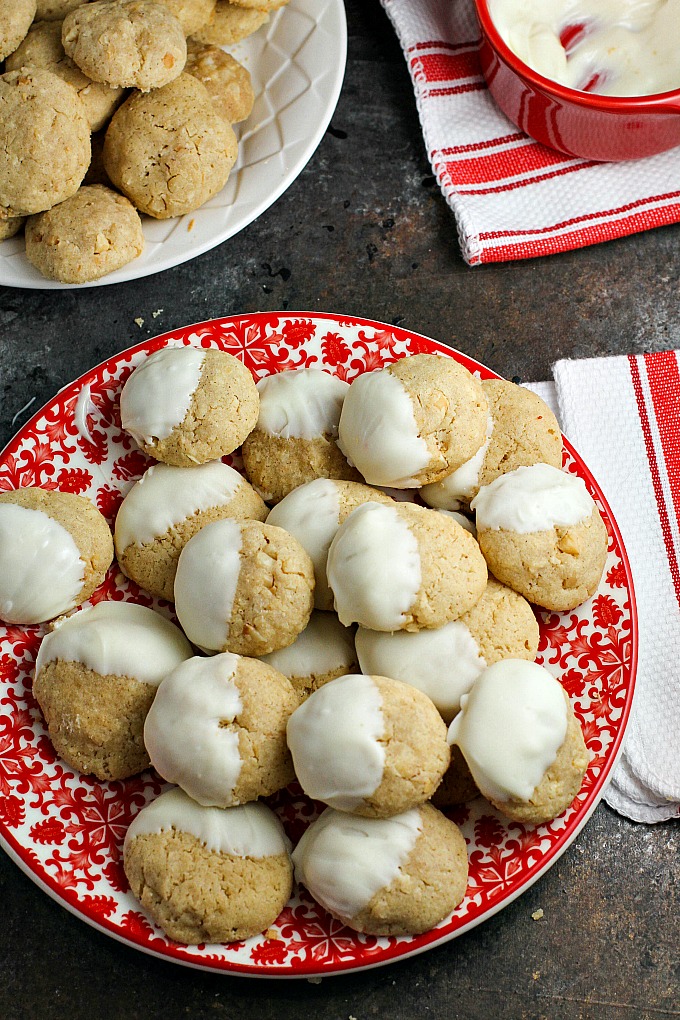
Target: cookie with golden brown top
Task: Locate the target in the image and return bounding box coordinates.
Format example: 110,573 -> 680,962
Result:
185,40 -> 254,123
190,0 -> 267,45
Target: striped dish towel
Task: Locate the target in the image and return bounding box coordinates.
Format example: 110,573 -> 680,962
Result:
527,352 -> 680,824
380,0 -> 680,264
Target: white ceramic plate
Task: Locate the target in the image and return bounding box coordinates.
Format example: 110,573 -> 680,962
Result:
0,0 -> 347,289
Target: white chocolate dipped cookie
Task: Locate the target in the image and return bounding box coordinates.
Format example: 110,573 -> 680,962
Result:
472,463 -> 608,611
241,369 -> 362,504
0,488 -> 113,625
124,788 -> 292,943
259,611 -> 358,702
447,659 -> 589,825
292,803 -> 468,936
33,602 -> 193,780
115,461 -> 267,600
120,346 -> 258,466
337,353 -> 488,488
286,673 -> 450,818
326,500 -> 487,631
266,478 -> 393,610
174,518 -> 314,656
144,652 -> 297,806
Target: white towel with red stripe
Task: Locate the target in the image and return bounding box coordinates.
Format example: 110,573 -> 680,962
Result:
527,352 -> 680,824
380,0 -> 680,264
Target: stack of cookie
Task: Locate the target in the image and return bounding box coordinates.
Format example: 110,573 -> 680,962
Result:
1,347 -> 609,945
0,0 -> 282,282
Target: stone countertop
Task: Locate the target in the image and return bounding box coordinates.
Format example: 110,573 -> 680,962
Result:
1,3 -> 678,1018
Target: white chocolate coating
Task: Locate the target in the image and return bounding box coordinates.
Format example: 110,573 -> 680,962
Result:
286,674 -> 385,811
259,611 -> 356,679
144,653 -> 244,807
0,504 -> 84,624
472,463 -> 594,533
115,461 -> 245,553
447,660 -> 568,802
326,502 -> 421,630
124,787 -> 291,858
174,518 -> 242,651
35,601 -> 193,684
355,621 -> 486,723
421,415 -> 493,509
337,369 -> 430,487
266,478 -> 341,610
120,346 -> 205,446
255,369 -> 349,440
292,806 -> 422,921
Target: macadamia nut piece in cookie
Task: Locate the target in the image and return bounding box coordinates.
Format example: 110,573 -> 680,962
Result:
62,0 -> 187,91
0,0 -> 36,62
115,461 -> 266,600
174,518 -> 315,656
338,354 -> 488,488
103,73 -> 238,218
293,803 -> 468,936
242,370 -> 362,505
190,0 -> 267,45
326,501 -> 487,631
0,68 -> 90,219
185,41 -> 254,123
25,186 -> 144,284
0,488 -> 113,625
287,673 -> 450,817
124,788 -> 292,944
266,479 -> 393,611
259,611 -> 358,701
144,652 -> 298,806
472,463 -> 608,611
33,602 -> 193,780
119,346 -> 259,466
448,660 -> 589,825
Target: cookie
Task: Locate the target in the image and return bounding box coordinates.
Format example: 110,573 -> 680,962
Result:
185,40 -> 254,123
119,345 -> 259,466
286,673 -> 450,818
62,0 -> 187,91
473,463 -> 608,611
0,67 -> 91,219
36,0 -> 84,20
448,659 -> 589,825
259,610 -> 358,701
326,500 -> 487,631
266,478 -> 393,610
25,185 -> 144,284
158,0 -> 216,35
190,0 -> 267,45
241,369 -> 362,505
33,602 -> 193,780
292,803 -> 468,936
124,788 -> 292,944
0,217 -> 25,241
337,354 -> 489,488
421,379 -> 562,510
174,518 -> 315,656
6,20 -> 125,132
430,746 -> 479,808
0,0 -> 36,62
144,652 -> 298,806
115,460 -> 267,600
0,488 -> 113,625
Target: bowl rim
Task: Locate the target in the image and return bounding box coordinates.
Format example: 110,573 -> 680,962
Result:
474,0 -> 680,112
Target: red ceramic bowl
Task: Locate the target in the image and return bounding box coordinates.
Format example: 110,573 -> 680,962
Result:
474,0 -> 680,161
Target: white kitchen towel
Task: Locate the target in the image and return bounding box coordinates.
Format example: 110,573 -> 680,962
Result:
527,353 -> 680,823
380,0 -> 680,265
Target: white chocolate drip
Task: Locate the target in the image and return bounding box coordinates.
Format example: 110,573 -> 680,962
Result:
35,601 -> 193,685
174,518 -> 242,651
259,611 -> 356,679
120,346 -> 205,446
286,673 -> 385,811
255,370 -> 349,440
0,504 -> 84,625
292,807 -> 422,921
326,502 -> 421,630
472,463 -> 594,533
447,660 -> 569,802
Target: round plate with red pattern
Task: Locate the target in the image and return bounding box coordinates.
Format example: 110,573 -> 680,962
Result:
0,313 -> 637,977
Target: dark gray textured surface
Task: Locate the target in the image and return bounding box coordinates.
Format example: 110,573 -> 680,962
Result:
1,2 -> 678,1017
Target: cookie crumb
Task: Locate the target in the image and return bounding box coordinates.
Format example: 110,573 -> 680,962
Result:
152,309 -> 163,318
531,908 -> 544,921
264,928 -> 280,940
134,317 -> 144,327
307,976 -> 322,985
188,219 -> 195,231
532,971 -> 540,981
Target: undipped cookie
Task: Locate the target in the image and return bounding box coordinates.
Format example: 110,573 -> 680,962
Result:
259,611 -> 358,701
190,0 -> 267,45
185,40 -> 254,123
